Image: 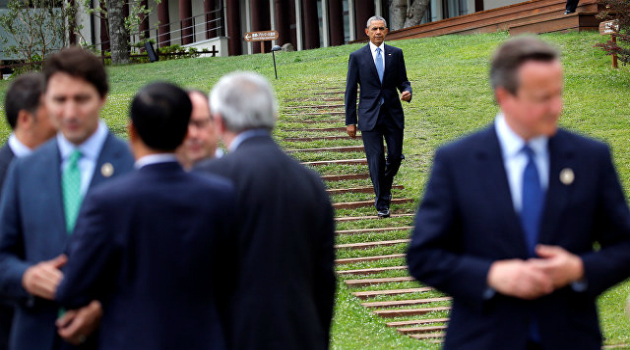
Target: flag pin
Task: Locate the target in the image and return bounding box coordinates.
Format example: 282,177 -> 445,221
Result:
560,168 -> 574,185
101,163 -> 114,177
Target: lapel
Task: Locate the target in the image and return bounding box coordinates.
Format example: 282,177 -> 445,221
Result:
362,44 -> 380,84
38,140 -> 68,242
475,126 -> 530,256
88,132 -> 122,191
383,44 -> 394,82
538,130 -> 574,245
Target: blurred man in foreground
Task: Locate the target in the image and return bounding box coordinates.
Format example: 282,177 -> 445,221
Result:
196,71 -> 336,350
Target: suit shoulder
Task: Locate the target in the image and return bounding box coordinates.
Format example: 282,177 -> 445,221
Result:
188,171 -> 235,194
385,44 -> 403,53
555,128 -> 608,150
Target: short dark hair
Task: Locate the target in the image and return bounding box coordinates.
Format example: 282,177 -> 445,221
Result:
130,82 -> 192,151
490,36 -> 559,95
43,46 -> 109,98
4,73 -> 45,130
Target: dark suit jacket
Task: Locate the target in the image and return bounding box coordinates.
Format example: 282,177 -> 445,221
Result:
0,143 -> 15,350
195,134 -> 336,350
345,43 -> 412,131
407,126 -> 630,350
0,144 -> 14,198
0,133 -> 134,350
55,161 -> 237,350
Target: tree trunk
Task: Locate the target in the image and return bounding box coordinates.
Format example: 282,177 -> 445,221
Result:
389,0 -> 407,31
106,0 -> 129,64
403,0 -> 430,28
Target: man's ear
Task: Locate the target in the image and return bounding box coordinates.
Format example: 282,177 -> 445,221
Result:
212,113 -> 226,135
16,109 -> 34,130
128,122 -> 138,142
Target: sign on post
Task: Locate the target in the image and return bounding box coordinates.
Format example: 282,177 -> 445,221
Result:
244,31 -> 279,53
599,20 -> 620,69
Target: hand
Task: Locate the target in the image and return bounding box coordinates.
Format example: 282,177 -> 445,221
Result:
528,245 -> 584,289
346,124 -> 357,139
57,300 -> 102,345
487,259 -> 553,300
22,255 -> 67,300
401,91 -> 411,102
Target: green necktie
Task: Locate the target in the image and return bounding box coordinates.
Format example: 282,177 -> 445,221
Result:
62,149 -> 83,234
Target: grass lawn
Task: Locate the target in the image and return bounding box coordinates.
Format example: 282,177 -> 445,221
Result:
1,31 -> 630,348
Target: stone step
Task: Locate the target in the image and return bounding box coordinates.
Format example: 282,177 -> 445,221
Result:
362,297 -> 451,308
335,253 -> 406,265
373,306 -> 451,318
352,287 -> 433,299
335,213 -> 415,222
398,325 -> 448,335
333,198 -> 414,209
284,104 -> 345,109
336,226 -> 413,235
386,318 -> 450,327
409,332 -> 446,340
284,126 -> 347,132
334,239 -> 410,250
327,185 -> 402,195
345,276 -> 415,287
321,173 -> 369,182
287,146 -> 364,154
336,265 -> 408,276
285,135 -> 359,142
303,159 -> 367,167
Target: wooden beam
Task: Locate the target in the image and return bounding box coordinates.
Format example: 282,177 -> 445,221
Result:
335,239 -> 410,250
336,226 -> 413,235
344,276 -> 415,287
352,287 -> 433,299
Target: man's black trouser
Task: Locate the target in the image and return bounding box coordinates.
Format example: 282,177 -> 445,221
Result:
361,105 -> 403,211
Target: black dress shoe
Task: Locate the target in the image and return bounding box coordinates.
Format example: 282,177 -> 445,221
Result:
377,209 -> 390,218
564,10 -> 575,15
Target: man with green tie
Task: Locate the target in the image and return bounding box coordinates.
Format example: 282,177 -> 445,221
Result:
0,47 -> 134,350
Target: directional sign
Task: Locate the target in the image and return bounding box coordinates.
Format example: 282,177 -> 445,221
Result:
599,20 -> 620,35
244,30 -> 279,42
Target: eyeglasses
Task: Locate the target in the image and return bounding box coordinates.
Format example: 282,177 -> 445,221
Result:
369,26 -> 386,31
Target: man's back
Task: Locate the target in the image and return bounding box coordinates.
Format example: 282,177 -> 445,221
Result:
196,134 -> 336,350
57,162 -> 237,350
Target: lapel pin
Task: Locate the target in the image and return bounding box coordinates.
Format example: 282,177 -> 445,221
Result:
560,168 -> 574,185
101,163 -> 114,178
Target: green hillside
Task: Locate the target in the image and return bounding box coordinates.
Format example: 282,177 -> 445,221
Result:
1,31 -> 629,349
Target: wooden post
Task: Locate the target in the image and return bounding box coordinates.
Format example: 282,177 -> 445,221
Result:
612,35 -> 618,69
261,42 -> 265,53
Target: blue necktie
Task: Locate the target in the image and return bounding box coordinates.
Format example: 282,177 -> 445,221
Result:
375,48 -> 384,82
521,145 -> 543,257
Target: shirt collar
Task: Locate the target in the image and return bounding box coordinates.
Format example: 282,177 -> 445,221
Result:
135,153 -> 178,169
57,120 -> 109,162
495,113 -> 548,159
369,41 -> 385,53
229,129 -> 270,152
8,133 -> 33,158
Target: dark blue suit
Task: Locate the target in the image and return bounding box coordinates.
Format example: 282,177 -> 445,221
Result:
0,134 -> 134,350
407,126 -> 630,350
0,143 -> 15,350
56,161 -> 237,350
345,43 -> 412,211
195,134 -> 336,350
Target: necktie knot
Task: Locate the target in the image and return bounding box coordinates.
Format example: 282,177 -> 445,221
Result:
68,149 -> 82,166
522,145 -> 535,159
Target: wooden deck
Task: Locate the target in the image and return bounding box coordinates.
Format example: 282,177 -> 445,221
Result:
363,0 -> 603,42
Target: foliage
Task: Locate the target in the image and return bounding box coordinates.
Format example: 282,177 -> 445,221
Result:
0,0 -> 78,62
596,0 -> 630,65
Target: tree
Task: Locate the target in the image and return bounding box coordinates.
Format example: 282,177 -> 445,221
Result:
596,0 -> 630,65
0,0 -> 78,62
106,0 -> 129,64
389,0 -> 430,31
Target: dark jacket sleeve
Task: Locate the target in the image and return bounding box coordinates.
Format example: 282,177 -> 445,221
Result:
397,50 -> 412,102
345,53 -> 359,126
406,148 -> 492,309
0,161 -> 32,300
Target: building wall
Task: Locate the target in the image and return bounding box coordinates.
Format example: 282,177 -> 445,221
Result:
484,0 -> 526,10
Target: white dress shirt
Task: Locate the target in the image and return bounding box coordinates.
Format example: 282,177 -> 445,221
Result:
495,113 -> 549,213
8,134 -> 33,158
135,153 -> 178,169
57,121 -> 109,196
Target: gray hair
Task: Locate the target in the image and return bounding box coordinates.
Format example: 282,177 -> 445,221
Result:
366,15 -> 387,29
209,71 -> 277,133
490,36 -> 559,95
